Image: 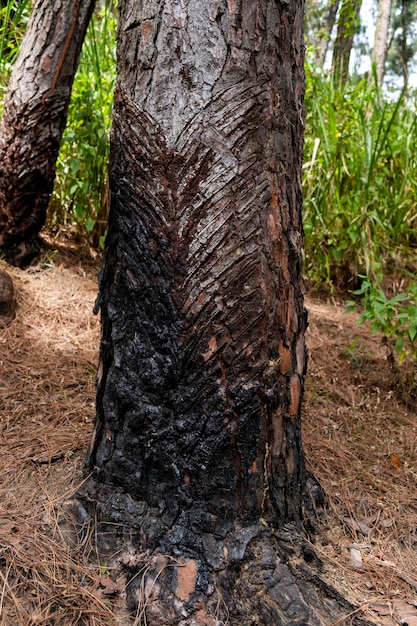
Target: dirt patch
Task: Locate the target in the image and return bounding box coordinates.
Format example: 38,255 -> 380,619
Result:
0,254 -> 416,624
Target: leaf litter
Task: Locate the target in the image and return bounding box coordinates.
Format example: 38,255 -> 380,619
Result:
304,297 -> 417,625
0,251 -> 417,624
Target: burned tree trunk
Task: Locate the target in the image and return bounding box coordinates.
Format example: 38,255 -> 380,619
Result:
0,0 -> 95,268
80,1 -> 372,624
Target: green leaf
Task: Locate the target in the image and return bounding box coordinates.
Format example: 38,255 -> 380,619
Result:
395,337 -> 405,353
69,157 -> 81,174
85,217 -> 96,232
408,325 -> 417,342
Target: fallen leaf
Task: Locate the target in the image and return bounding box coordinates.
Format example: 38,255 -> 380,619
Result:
369,555 -> 397,569
396,570 -> 417,592
367,556 -> 417,592
348,547 -> 364,570
341,515 -> 377,536
380,518 -> 395,529
348,543 -> 370,552
390,454 -> 403,471
98,574 -> 119,595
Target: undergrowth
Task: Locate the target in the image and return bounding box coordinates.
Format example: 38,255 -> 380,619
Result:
303,64 -> 417,398
0,0 -> 31,105
346,278 -> 417,404
303,64 -> 417,289
48,0 -> 117,247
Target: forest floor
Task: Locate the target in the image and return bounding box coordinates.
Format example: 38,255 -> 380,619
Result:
0,244 -> 416,625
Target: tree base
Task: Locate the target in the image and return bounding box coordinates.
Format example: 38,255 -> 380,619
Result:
112,527 -> 375,626
0,234 -> 41,268
61,497 -> 375,626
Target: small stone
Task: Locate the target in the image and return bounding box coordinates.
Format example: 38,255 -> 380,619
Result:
0,269 -> 16,325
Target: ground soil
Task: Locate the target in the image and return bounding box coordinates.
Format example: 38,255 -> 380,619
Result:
0,245 -> 416,625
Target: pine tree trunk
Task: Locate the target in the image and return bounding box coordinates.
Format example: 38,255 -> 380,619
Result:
0,0 -> 95,267
89,0 -> 308,538
79,1 -> 374,623
332,0 -> 362,81
372,0 -> 392,87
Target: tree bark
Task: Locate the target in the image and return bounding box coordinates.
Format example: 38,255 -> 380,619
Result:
332,0 -> 362,81
0,0 -> 95,268
372,0 -> 392,87
79,1 -> 374,623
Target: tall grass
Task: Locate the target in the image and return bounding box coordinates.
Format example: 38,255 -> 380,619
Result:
303,64 -> 417,391
48,0 -> 117,246
303,64 -> 417,288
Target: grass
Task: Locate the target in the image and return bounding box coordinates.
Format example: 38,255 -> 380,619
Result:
303,63 -> 417,387
303,63 -> 417,289
0,0 -> 31,106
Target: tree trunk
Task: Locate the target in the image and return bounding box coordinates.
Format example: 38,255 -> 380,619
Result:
332,0 -> 362,81
372,0 -> 392,87
398,0 -> 410,89
0,0 -> 96,268
79,1 -> 373,623
315,0 -> 340,67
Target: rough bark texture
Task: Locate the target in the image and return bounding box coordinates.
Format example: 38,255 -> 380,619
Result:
89,0 -> 307,541
0,0 -> 95,267
332,0 -> 362,81
372,0 -> 392,87
79,1 -> 374,623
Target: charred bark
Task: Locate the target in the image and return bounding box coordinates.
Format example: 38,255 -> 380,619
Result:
0,0 -> 95,267
88,0 -> 308,540
78,1 -> 374,623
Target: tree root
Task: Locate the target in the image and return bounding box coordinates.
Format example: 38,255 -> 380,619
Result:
60,489 -> 375,625
103,526 -> 375,626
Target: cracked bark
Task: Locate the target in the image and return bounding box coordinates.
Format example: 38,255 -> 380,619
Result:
79,1 -> 375,623
0,0 -> 95,267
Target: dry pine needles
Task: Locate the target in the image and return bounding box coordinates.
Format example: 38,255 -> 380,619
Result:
0,256 -> 417,625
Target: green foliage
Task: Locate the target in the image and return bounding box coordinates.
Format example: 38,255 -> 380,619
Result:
303,63 -> 417,288
304,62 -> 417,379
0,0 -> 31,104
346,279 -> 417,357
346,278 -> 417,399
48,0 -> 116,246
